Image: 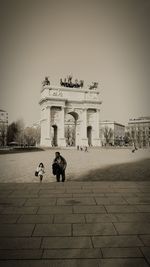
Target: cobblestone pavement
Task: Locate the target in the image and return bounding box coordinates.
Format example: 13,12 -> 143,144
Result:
0,181 -> 150,266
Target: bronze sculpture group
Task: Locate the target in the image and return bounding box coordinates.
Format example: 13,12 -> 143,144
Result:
42,76 -> 98,90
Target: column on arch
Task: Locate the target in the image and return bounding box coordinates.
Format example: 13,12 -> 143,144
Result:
81,108 -> 88,146
94,109 -> 101,145
46,106 -> 51,140
59,106 -> 66,146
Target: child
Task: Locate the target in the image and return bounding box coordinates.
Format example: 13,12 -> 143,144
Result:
36,162 -> 45,182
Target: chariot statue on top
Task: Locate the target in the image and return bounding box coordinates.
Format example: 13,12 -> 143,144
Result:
60,75 -> 84,88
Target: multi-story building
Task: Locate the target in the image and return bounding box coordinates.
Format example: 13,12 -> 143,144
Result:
0,109 -> 8,146
99,121 -> 125,146
127,116 -> 150,147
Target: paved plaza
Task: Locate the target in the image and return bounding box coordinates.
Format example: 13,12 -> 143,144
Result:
0,148 -> 150,266
0,181 -> 150,266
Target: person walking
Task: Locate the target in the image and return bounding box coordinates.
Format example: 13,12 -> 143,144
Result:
132,142 -> 138,153
36,162 -> 45,182
52,152 -> 67,182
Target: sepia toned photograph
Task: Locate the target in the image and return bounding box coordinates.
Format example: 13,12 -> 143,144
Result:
0,0 -> 150,266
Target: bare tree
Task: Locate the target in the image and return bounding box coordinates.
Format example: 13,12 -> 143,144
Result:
103,127 -> 113,145
15,119 -> 25,145
34,126 -> 41,146
24,127 -> 36,146
0,123 -> 7,146
124,131 -> 131,145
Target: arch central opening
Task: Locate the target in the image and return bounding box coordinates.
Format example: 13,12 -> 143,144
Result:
65,112 -> 78,147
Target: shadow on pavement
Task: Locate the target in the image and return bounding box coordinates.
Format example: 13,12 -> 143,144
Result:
0,147 -> 45,154
75,159 -> 150,181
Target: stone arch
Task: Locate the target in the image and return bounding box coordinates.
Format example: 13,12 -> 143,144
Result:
39,85 -> 101,147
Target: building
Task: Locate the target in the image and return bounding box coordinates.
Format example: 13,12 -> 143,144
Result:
39,77 -> 102,147
99,121 -> 125,146
127,116 -> 150,147
0,109 -> 8,146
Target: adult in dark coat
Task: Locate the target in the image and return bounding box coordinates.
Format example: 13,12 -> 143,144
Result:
52,152 -> 67,182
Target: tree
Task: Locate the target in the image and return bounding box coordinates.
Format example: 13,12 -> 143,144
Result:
7,119 -> 25,145
124,131 -> 131,145
7,122 -> 19,144
103,127 -> 113,145
33,126 -> 41,145
0,123 -> 7,146
15,119 -> 25,145
24,126 -> 41,147
24,127 -> 36,146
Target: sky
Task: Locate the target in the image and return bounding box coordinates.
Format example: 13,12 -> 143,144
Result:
0,0 -> 150,126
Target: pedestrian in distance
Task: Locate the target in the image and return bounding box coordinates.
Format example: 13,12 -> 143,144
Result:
36,162 -> 45,182
52,152 -> 67,182
132,142 -> 138,153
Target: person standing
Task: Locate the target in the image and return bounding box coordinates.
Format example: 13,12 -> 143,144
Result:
52,152 -> 67,182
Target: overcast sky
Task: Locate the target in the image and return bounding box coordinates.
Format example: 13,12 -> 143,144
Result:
0,0 -> 150,126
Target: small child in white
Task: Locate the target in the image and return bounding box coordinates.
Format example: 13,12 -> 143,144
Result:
36,162 -> 45,182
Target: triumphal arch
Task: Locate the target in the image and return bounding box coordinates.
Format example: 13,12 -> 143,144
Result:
39,77 -> 102,147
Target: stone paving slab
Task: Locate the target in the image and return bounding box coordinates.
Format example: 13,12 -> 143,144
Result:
115,213 -> 150,222
24,198 -> 57,206
114,222 -> 150,234
105,205 -> 139,213
0,182 -> 150,267
73,223 -> 117,236
57,197 -> 96,205
94,197 -> 127,205
33,224 -> 71,236
137,205 -> 150,212
0,249 -> 43,259
141,247 -> 150,264
1,207 -> 38,214
54,214 -> 85,223
73,205 -> 106,213
0,224 -> 35,237
139,235 -> 150,246
0,214 -> 19,223
0,237 -> 41,249
37,206 -> 73,214
43,248 -> 102,259
92,235 -> 143,247
101,247 -> 143,258
17,214 -> 53,223
0,259 -> 149,267
0,198 -> 26,206
41,237 -> 93,248
85,214 -> 118,223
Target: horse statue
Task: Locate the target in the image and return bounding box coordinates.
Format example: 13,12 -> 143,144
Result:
89,82 -> 98,90
42,76 -> 50,86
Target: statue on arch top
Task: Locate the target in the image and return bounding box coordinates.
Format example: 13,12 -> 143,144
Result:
42,76 -> 50,86
60,76 -> 84,88
89,82 -> 98,90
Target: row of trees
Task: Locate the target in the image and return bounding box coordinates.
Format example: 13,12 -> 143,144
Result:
0,119 -> 41,147
101,127 -> 133,146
